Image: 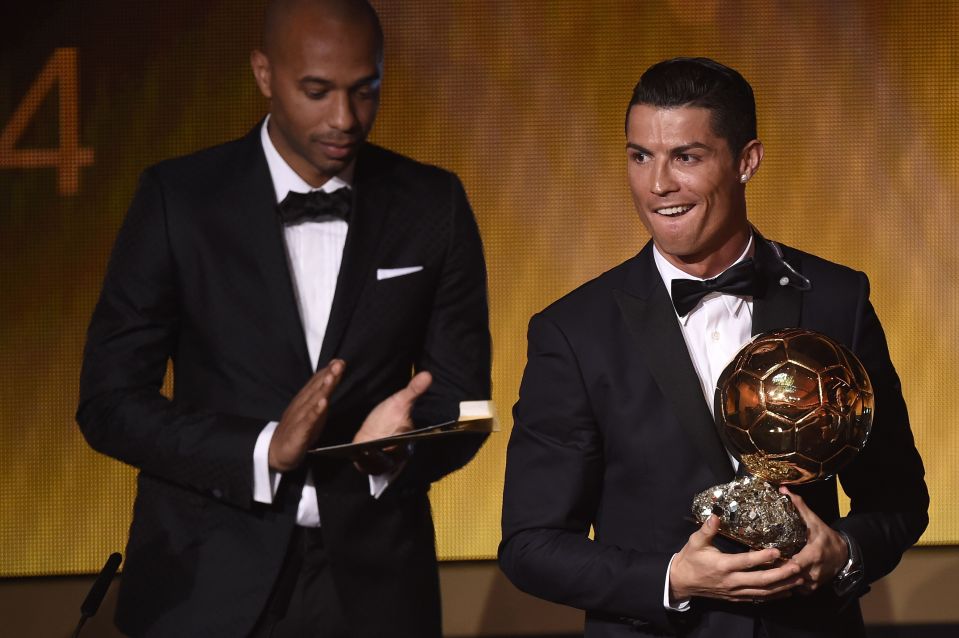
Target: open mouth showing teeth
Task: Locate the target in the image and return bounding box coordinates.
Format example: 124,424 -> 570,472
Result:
655,205 -> 694,217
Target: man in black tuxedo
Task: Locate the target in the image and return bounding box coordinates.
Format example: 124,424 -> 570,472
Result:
499,58 -> 928,637
77,1 -> 490,636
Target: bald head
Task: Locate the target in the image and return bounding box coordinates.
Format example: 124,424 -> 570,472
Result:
262,0 -> 383,63
251,0 -> 383,186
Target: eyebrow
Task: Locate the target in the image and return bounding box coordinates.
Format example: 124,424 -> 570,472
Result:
625,142 -> 712,155
299,73 -> 382,88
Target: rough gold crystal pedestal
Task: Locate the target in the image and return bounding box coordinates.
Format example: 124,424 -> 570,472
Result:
692,475 -> 806,557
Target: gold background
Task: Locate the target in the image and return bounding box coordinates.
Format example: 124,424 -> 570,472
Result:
1,0 -> 956,576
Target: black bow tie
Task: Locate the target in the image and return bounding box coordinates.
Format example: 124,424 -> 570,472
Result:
670,258 -> 762,317
277,188 -> 352,225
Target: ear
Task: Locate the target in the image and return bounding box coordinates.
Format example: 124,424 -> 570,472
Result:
737,139 -> 764,183
250,49 -> 272,99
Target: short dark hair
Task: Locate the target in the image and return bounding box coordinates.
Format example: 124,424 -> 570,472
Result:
626,57 -> 757,155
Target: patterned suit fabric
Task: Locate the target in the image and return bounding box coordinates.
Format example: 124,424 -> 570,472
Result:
78,125 -> 491,637
499,237 -> 927,638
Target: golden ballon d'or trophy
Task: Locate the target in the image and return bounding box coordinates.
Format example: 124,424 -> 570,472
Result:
692,328 -> 874,557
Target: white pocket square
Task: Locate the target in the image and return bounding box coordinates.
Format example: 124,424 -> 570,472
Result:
376,266 -> 423,280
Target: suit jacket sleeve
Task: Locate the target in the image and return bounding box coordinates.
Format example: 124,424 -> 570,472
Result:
403,173 -> 492,486
499,312 -> 675,632
832,273 -> 929,586
76,168 -> 264,509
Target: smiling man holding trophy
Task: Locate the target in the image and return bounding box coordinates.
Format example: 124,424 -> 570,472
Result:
500,57 -> 928,638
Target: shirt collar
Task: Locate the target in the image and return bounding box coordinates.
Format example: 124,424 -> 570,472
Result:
653,233 -> 754,325
260,115 -> 353,204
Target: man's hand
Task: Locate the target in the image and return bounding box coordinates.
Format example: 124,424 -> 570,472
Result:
669,515 -> 805,604
780,487 -> 849,593
351,371 -> 432,475
268,359 -> 345,472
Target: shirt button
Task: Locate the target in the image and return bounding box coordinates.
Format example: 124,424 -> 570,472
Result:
711,331 -> 721,341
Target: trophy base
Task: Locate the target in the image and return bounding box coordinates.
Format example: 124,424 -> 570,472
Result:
691,475 -> 807,558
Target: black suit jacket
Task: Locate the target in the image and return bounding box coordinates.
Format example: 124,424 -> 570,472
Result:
77,124 -> 491,637
499,236 -> 927,638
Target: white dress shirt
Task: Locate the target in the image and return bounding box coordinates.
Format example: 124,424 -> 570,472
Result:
653,235 -> 756,611
653,237 -> 755,417
251,116 -> 388,527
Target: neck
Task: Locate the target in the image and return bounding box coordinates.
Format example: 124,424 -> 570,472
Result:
664,227 -> 753,279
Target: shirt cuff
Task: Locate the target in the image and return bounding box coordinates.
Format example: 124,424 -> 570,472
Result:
664,553 -> 691,612
253,421 -> 282,504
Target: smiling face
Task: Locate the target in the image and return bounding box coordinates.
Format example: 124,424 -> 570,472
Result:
251,4 -> 381,186
626,104 -> 763,278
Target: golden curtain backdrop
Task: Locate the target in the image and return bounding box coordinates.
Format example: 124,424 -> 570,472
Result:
1,0 -> 956,576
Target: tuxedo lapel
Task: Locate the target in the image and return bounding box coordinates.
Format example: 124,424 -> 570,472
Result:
229,126 -> 314,379
614,243 -> 734,484
751,232 -> 804,335
317,145 -> 392,367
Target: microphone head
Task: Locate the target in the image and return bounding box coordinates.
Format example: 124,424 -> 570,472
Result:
80,552 -> 122,618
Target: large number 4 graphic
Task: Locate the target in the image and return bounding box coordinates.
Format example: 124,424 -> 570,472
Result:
0,48 -> 94,195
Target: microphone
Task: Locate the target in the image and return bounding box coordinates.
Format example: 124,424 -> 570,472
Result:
71,552 -> 122,638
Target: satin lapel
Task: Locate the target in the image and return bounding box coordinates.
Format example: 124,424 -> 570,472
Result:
231,125 -> 313,378
317,145 -> 392,367
751,234 -> 804,335
614,244 -> 735,484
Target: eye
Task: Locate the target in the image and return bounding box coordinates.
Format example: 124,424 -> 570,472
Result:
629,150 -> 650,164
677,153 -> 699,163
353,86 -> 378,100
305,90 -> 329,100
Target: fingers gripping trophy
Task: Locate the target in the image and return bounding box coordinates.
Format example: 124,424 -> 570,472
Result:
692,328 -> 874,557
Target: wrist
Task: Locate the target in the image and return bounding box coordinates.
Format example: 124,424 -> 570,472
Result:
832,531 -> 864,596
668,555 -> 690,602
268,445 -> 298,472
667,582 -> 692,610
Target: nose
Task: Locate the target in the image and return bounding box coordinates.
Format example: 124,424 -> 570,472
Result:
651,160 -> 678,196
329,90 -> 357,132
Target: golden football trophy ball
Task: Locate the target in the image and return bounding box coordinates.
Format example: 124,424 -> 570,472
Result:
692,328 -> 874,556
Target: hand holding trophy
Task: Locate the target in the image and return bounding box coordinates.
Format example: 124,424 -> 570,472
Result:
692,328 -> 874,557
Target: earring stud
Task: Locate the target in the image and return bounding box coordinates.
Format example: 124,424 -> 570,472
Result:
740,174 -> 749,183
